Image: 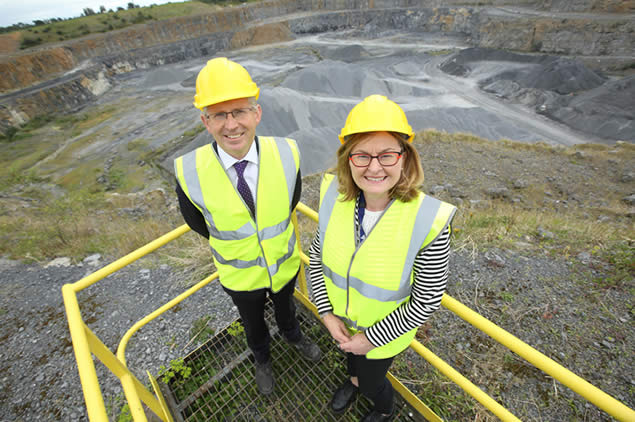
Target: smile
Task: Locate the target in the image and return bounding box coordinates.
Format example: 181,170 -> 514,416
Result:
365,176 -> 386,182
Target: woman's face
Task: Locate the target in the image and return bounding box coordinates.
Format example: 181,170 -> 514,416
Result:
349,131 -> 404,206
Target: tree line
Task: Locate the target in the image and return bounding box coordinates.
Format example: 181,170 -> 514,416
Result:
0,3 -> 142,34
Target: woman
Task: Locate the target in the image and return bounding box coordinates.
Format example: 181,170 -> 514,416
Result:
309,95 -> 456,421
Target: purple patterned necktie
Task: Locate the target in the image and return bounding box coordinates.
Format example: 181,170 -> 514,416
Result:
233,160 -> 255,216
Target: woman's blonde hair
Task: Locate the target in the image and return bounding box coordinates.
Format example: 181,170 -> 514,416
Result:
335,131 -> 424,202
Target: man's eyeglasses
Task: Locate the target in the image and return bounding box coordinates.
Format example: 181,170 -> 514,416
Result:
207,107 -> 255,123
349,151 -> 404,167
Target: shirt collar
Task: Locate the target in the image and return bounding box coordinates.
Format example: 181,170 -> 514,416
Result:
217,137 -> 259,171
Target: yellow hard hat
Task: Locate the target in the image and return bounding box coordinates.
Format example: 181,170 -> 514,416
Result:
193,57 -> 260,110
338,95 -> 414,143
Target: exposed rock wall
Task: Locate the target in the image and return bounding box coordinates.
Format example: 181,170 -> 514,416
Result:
1,0 -> 633,134
286,7 -> 477,34
0,48 -> 76,93
66,9 -> 257,62
0,69 -> 110,129
476,12 -> 634,55
539,0 -> 635,12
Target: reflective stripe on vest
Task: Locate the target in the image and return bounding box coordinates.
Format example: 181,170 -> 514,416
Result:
211,229 -> 297,274
174,136 -> 300,291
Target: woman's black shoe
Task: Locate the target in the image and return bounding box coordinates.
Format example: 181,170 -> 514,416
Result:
330,380 -> 358,414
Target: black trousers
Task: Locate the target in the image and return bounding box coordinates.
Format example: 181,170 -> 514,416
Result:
347,353 -> 395,414
222,273 -> 301,364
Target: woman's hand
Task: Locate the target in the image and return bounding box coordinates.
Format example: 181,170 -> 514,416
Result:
340,332 -> 375,355
322,313 -> 351,344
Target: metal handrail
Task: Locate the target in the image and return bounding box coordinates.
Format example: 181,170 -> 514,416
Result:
63,224 -> 191,422
62,202 -> 635,421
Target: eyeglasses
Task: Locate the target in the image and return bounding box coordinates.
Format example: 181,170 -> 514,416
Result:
207,107 -> 255,123
349,151 -> 403,167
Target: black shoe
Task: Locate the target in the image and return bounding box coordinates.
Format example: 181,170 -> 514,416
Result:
288,336 -> 321,362
330,380 -> 358,414
255,361 -> 275,395
360,408 -> 394,422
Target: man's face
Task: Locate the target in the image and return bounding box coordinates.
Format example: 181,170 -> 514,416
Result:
201,98 -> 262,159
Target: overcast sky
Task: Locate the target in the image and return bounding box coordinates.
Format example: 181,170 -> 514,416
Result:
0,0 -> 188,27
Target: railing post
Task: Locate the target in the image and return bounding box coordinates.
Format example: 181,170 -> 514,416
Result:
62,284 -> 108,422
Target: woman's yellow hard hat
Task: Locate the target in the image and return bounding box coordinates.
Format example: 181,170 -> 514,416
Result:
193,57 -> 260,110
338,95 -> 414,143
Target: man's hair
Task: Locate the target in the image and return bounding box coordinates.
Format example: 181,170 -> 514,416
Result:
202,97 -> 259,117
335,131 -> 424,202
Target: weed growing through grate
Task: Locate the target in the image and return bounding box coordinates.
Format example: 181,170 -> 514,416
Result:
158,358 -> 192,385
227,320 -> 244,337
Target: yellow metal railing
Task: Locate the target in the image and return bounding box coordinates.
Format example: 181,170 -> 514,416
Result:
62,224 -> 192,422
62,202 -> 635,422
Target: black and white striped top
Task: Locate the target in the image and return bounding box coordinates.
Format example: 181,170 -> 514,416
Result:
308,195 -> 451,348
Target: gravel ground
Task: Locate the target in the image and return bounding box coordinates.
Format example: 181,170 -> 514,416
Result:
0,256 -> 237,421
1,138 -> 633,421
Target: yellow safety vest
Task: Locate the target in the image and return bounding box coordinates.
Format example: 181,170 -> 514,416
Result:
319,174 -> 456,359
174,136 -> 301,292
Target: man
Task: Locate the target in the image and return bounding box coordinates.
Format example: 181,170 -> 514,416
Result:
174,57 -> 320,395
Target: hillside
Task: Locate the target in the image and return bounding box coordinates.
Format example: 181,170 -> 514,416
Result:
1,0 -> 633,136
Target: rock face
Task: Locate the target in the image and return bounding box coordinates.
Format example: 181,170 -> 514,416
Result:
0,0 -> 633,134
539,0 -> 634,12
476,10 -> 634,56
0,47 -> 77,93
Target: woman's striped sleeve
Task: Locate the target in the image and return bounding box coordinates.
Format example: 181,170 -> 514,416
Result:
308,231 -> 333,315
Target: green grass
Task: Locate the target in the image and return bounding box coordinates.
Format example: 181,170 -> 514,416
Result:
0,188 -> 173,261
14,2 -> 222,49
0,107 -> 118,187
591,242 -> 634,289
0,100 -> 186,262
9,0 -> 266,50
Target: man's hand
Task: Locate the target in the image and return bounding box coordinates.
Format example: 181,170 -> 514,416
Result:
322,313 -> 351,344
340,332 -> 375,355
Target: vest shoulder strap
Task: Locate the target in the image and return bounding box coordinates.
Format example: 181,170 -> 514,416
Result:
259,136 -> 300,205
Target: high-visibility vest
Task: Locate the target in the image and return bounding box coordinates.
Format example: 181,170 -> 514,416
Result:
319,174 -> 456,359
174,136 -> 301,292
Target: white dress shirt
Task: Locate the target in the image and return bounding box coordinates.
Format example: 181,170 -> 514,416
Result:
217,140 -> 259,201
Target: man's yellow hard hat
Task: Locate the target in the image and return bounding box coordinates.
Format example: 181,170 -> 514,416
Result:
193,57 -> 260,110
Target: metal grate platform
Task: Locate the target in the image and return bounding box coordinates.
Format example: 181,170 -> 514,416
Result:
161,298 -> 425,421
